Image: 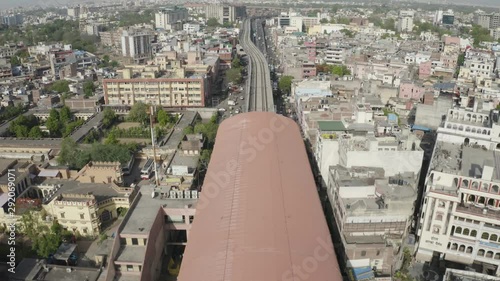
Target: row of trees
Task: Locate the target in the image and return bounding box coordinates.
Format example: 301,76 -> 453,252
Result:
226,57 -> 244,85
127,102 -> 179,126
58,137 -> 138,170
206,18 -> 233,28
183,114 -> 219,169
9,106 -> 85,138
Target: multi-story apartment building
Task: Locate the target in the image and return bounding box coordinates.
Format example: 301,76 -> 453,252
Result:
100,29 -> 124,48
416,107 -> 500,277
327,165 -> 417,277
121,28 -> 153,64
458,49 -> 496,83
103,65 -> 209,107
2,14 -> 23,26
474,12 -> 500,29
155,7 -> 189,31
398,10 -> 414,33
0,45 -> 17,58
204,4 -> 246,24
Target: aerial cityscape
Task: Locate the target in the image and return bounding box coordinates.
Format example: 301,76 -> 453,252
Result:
1,1 -> 500,281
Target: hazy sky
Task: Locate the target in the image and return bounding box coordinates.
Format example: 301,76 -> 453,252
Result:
1,0 -> 500,11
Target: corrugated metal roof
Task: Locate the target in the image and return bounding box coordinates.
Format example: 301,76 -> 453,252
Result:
178,112 -> 342,281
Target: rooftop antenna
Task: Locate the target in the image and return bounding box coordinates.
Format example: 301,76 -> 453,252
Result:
150,105 -> 160,186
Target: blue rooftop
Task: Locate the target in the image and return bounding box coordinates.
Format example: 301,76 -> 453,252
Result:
387,113 -> 398,122
352,266 -> 375,281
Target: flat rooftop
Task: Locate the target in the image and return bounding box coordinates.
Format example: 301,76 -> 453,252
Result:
430,141 -> 499,180
12,259 -> 101,281
38,178 -> 128,204
115,245 -> 147,263
120,184 -> 197,235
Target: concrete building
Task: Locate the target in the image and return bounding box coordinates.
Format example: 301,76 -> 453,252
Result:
121,29 -> 153,64
183,23 -> 200,33
155,7 -> 189,31
103,65 -> 209,107
415,107 -> 500,277
458,49 -> 496,83
397,11 -> 414,33
67,7 -> 80,18
327,165 -> 418,278
204,4 -> 246,24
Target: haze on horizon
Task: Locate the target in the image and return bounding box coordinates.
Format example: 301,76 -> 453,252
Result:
1,0 -> 500,11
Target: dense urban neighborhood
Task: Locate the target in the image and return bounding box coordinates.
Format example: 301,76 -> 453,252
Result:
1,1 -> 500,281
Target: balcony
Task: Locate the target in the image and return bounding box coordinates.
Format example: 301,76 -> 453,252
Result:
456,204 -> 500,221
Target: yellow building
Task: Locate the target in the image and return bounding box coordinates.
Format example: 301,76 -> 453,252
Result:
103,65 -> 210,107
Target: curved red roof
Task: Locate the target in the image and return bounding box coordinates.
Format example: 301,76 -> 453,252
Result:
178,112 -> 343,281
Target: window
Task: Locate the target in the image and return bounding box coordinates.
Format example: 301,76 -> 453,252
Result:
482,232 -> 489,240
132,238 -> 138,245
361,251 -> 366,257
80,214 -> 85,220
127,265 -> 134,271
60,212 -> 65,219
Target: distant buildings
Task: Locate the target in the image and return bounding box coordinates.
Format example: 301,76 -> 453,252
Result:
204,4 -> 246,24
155,7 -> 189,31
474,12 -> 500,30
2,14 -> 23,26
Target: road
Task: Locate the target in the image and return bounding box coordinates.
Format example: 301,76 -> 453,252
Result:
240,18 -> 274,112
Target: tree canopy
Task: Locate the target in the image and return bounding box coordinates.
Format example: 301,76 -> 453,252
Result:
83,80 -> 96,98
207,18 -> 219,27
226,67 -> 242,84
127,102 -> 149,125
471,25 -> 493,47
278,76 -> 294,94
50,80 -> 70,93
58,137 -> 138,170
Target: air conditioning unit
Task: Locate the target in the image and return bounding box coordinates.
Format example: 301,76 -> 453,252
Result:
176,191 -> 183,199
169,191 -> 177,199
184,190 -> 191,199
191,190 -> 198,199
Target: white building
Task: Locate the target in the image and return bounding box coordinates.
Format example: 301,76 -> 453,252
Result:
121,29 -> 153,63
155,8 -> 188,31
458,49 -> 496,82
416,107 -> 500,277
67,7 -> 80,18
397,11 -> 414,33
183,23 -> 200,33
204,4 -> 246,24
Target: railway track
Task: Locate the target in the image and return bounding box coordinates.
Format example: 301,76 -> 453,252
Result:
240,19 -> 274,112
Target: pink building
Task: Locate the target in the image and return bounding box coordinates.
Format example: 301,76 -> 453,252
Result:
304,41 -> 317,62
399,82 -> 425,100
419,61 -> 432,79
302,62 -> 317,78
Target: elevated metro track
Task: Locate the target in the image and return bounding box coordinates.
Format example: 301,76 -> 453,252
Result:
240,19 -> 274,112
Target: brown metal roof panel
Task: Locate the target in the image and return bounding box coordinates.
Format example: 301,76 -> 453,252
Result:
178,112 -> 342,281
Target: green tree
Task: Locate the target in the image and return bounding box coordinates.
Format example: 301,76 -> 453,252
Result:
46,109 -> 62,137
183,125 -> 194,135
330,65 -> 351,76
10,56 -> 21,66
222,21 -> 233,28
207,18 -> 219,27
278,76 -> 294,94
340,29 -> 355,38
226,67 -> 242,84
102,108 -> 117,129
337,17 -> 351,25
457,53 -> 465,67
156,108 -> 172,127
231,56 -> 241,68
127,102 -> 149,125
28,126 -> 44,138
104,131 -> 119,145
110,60 -> 120,68
59,106 -> 72,123
83,80 -> 96,98
320,18 -> 329,24
50,80 -> 70,93
15,125 -> 29,137
471,25 -> 493,47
